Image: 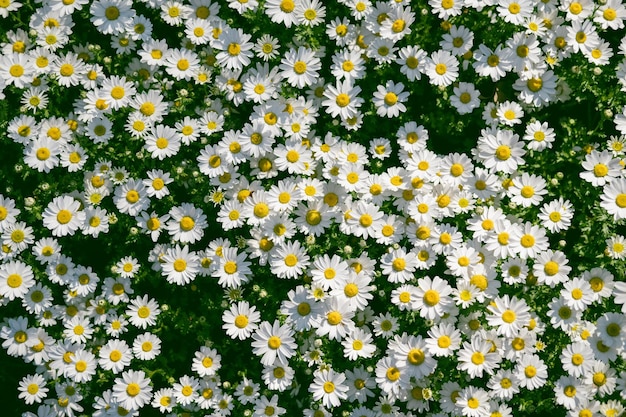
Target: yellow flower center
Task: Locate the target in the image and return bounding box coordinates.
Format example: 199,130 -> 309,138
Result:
502,310 -> 516,323
544,261 -> 559,276
407,348 -> 425,365
384,92 -> 398,106
327,311 -> 342,325
423,289 -> 440,306
267,336 -> 281,349
520,234 -> 535,248
336,93 -> 350,107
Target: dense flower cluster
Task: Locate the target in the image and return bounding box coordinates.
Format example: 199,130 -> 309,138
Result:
1,0 -> 626,416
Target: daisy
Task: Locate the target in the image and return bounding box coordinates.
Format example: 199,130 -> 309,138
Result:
215,27 -> 254,71
331,48 -> 366,84
580,150 -> 622,186
0,52 -> 34,89
560,341 -> 594,377
477,129 -> 527,174
161,245 -> 199,285
381,248 -> 418,284
145,124 -> 181,160
114,179 -> 150,216
394,46 -> 427,84
554,375 -> 589,410
538,198 -> 574,233
136,211 -> 169,242
112,369 -> 152,411
510,173 -> 548,207
166,203 -> 207,244
310,254 -> 350,290
458,336 -> 501,379
222,301 -> 260,340
41,195 -> 84,237
164,48 -> 200,81
254,394 -> 286,417
533,249 -> 572,288
18,374 -> 48,405
393,334 -> 438,379
234,376 -> 260,406
126,295 -> 160,329
426,322 -> 462,357
600,178 -> 626,220
23,137 -> 61,173
0,260 -> 35,301
486,295 -> 531,337
309,368 -> 349,408
66,348 -> 97,383
251,320 -> 297,365
315,297 -> 356,341
429,0 -> 463,19
371,314 -> 398,338
22,283 -> 53,315
413,275 -> 453,320
279,46 -> 322,89
595,312 -> 626,348
426,49 -> 459,87
270,240 -> 310,279
514,69 -> 559,107
346,200 -> 384,240
333,273 -> 374,311
59,144 -> 88,173
450,82 -> 481,115
523,120 -> 556,151
264,0 -> 297,27
606,235 -> 626,259
515,354 -> 548,390
342,327 -> 377,360
322,79 -> 364,120
252,38 -> 281,70
456,386 -> 491,417
595,0 -> 626,30
89,0 -> 135,35
373,80 -> 409,118
262,363 -> 295,392
280,286 -> 320,331
273,141 -> 312,175
584,360 -> 617,396
132,332 -> 161,360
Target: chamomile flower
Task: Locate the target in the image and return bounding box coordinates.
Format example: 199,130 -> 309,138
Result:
413,275 -> 453,320
264,0 -> 298,27
523,120 -> 556,151
322,79 -> 364,120
166,203 -> 207,244
426,322 -> 462,357
429,0 -> 463,19
132,332 -> 161,360
600,178 -> 626,220
510,172 -> 548,207
215,27 -> 254,71
516,353 -> 548,390
112,369 -> 152,411
426,50 -> 459,87
0,260 -> 35,301
90,0 -> 136,35
42,196 -> 85,237
251,320 -> 297,366
342,327 -> 377,360
396,45 -> 427,82
126,295 -> 160,329
487,295 -> 531,337
18,374 -> 48,405
373,80 -> 409,118
222,301 -> 260,340
161,245 -> 199,285
309,368 -> 349,409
